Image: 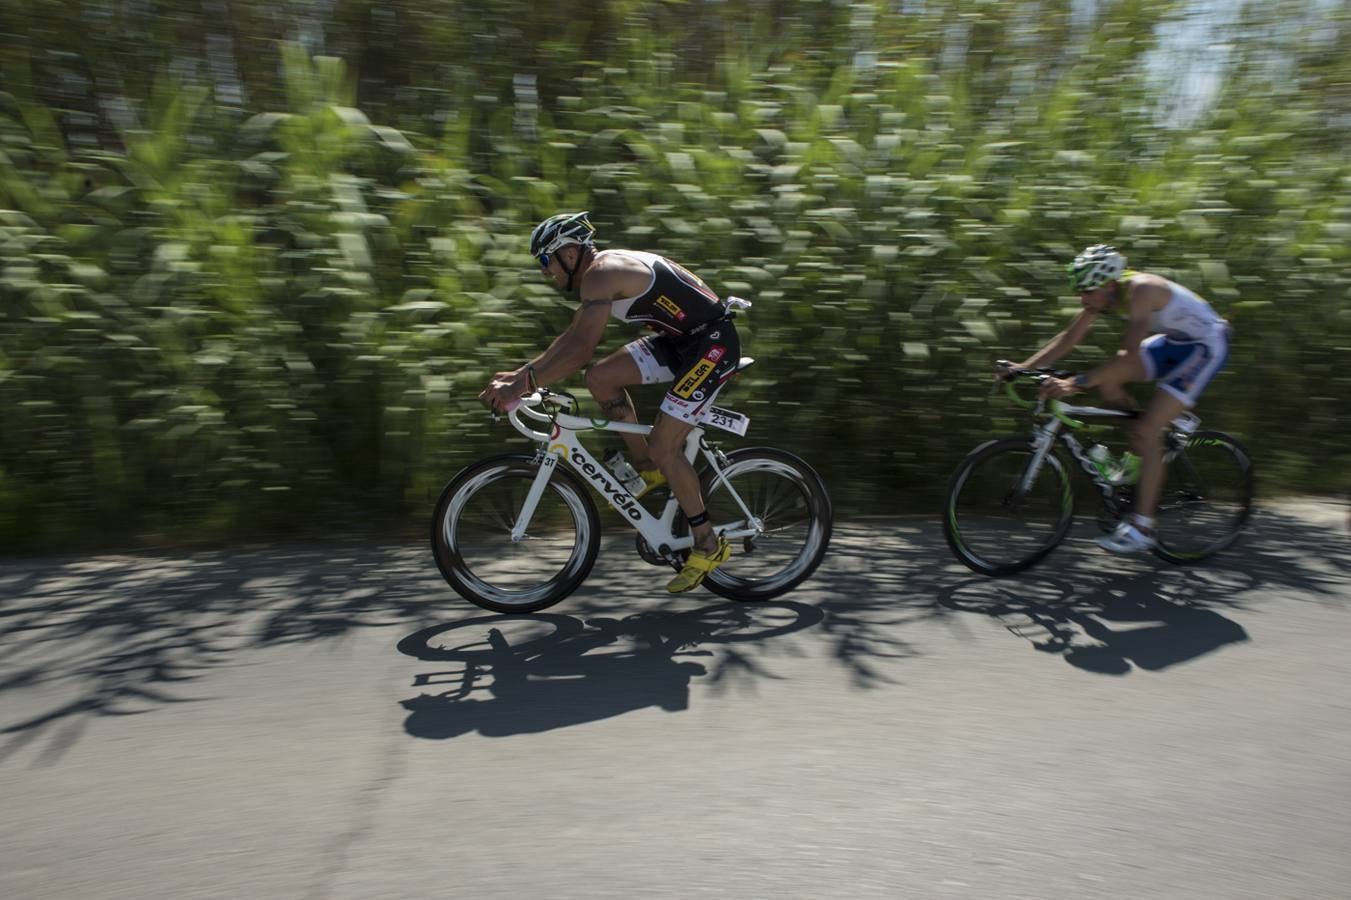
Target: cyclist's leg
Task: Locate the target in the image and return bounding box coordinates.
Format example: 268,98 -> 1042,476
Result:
1133,332 -> 1228,520
649,324 -> 740,562
1091,347 -> 1149,407
585,338 -> 674,468
1131,388 -> 1189,520
649,411 -> 732,592
647,414 -> 715,550
1096,335 -> 1171,551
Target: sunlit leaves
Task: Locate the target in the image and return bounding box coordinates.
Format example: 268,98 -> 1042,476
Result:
0,2 -> 1349,549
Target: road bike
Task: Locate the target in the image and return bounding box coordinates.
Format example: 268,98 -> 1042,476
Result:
432,358 -> 832,612
943,366 -> 1253,576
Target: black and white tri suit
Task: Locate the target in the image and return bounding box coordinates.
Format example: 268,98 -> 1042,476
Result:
600,249 -> 742,423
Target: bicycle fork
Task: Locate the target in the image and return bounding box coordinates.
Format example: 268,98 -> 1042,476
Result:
510,450 -> 558,542
1017,421 -> 1062,498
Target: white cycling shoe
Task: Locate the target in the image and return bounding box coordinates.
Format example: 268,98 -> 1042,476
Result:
1096,521 -> 1156,554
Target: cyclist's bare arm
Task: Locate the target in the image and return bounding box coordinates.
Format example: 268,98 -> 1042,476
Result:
1018,308 -> 1098,370
526,254 -> 656,382
525,302 -> 611,385
524,255 -> 651,378
479,256 -> 652,407
585,250 -> 653,290
479,303 -> 608,408
527,258 -> 654,377
1073,280 -> 1162,389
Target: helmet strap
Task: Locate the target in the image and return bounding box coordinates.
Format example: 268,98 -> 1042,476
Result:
561,244 -> 593,294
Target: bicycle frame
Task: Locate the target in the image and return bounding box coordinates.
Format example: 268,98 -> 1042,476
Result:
1019,402 -> 1136,501
1008,376 -> 1195,502
501,393 -> 762,556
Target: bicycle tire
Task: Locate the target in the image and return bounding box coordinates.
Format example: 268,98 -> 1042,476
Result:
694,448 -> 833,601
1152,430 -> 1254,564
430,453 -> 601,613
943,436 -> 1075,577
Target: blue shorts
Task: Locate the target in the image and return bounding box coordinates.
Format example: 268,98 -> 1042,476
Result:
1140,330 -> 1229,407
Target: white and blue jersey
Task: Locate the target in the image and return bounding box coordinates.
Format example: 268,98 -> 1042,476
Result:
1123,273 -> 1230,407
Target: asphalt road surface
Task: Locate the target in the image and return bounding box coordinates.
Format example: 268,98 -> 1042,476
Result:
2,500 -> 1349,899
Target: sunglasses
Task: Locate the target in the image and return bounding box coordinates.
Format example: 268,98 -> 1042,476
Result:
537,252 -> 551,269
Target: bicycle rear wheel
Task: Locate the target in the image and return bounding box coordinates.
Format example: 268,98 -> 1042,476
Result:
944,437 -> 1074,576
1153,430 -> 1254,564
696,448 -> 832,601
431,454 -> 601,613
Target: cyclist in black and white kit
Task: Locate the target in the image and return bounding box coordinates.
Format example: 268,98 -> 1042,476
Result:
1008,244 -> 1232,554
479,212 -> 746,592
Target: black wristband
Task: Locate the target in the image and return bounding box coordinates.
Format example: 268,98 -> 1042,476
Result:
1072,373 -> 1090,389
686,511 -> 709,528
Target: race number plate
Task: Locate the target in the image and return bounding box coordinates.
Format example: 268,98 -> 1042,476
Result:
700,405 -> 749,436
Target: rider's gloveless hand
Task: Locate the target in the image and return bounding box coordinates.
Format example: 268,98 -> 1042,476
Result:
478,369 -> 527,411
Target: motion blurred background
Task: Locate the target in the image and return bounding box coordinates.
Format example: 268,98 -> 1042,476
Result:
0,0 -> 1347,552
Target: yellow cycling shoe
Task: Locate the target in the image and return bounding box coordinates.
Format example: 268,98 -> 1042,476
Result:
636,468 -> 667,498
666,536 -> 732,593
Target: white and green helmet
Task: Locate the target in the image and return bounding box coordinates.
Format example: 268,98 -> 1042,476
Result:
529,211 -> 596,260
1067,244 -> 1126,292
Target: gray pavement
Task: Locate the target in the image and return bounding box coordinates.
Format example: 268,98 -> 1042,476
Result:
2,500 -> 1350,899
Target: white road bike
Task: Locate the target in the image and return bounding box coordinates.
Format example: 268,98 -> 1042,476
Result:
431,358 -> 832,612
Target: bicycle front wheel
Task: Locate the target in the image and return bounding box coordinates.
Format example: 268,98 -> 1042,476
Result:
944,437 -> 1074,577
1153,430 -> 1254,564
697,448 -> 832,601
431,454 -> 601,613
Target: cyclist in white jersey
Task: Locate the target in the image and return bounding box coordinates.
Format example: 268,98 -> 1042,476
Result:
479,212 -> 743,592
1005,244 -> 1231,554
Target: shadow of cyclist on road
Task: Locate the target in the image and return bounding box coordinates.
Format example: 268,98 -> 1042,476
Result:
396,601 -> 823,740
939,571 -> 1249,675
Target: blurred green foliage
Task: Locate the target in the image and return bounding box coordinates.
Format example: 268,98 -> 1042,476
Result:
1,0 -> 1348,550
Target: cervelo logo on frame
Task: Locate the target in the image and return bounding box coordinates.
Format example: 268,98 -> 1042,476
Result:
566,446 -> 643,521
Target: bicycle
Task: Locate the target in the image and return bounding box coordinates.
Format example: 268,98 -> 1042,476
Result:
431,357 -> 833,612
943,365 -> 1254,576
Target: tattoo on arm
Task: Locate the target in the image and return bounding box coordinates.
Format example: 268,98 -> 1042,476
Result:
602,396 -> 633,417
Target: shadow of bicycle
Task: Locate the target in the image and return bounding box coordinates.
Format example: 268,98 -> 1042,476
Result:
938,572 -> 1251,675
822,502 -> 1351,676
396,601 -> 824,739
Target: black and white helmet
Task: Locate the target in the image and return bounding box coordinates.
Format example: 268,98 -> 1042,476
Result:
1067,244 -> 1126,292
529,211 -> 596,260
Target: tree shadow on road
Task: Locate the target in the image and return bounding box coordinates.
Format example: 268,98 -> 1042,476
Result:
0,502 -> 1345,759
0,537 -> 853,760
0,540 -> 448,765
395,600 -> 824,740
